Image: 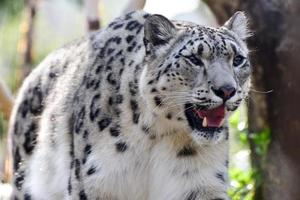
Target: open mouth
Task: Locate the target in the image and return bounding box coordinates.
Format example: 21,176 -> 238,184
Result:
184,103 -> 226,132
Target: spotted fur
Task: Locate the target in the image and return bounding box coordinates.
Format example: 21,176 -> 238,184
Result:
9,11 -> 251,200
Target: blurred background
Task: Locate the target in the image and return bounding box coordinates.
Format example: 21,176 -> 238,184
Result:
0,0 -> 299,199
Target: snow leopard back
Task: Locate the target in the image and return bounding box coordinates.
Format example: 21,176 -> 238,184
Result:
9,11 -> 149,199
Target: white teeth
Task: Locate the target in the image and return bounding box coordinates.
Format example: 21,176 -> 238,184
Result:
218,118 -> 225,127
202,117 -> 208,127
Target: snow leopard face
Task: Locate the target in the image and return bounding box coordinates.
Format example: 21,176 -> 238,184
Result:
140,12 -> 251,145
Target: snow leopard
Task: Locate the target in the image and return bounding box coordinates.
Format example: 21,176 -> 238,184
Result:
9,10 -> 251,200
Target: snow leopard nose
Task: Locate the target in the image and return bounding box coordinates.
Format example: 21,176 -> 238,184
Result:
212,85 -> 236,101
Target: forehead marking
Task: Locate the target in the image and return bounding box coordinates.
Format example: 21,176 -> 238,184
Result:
230,43 -> 237,55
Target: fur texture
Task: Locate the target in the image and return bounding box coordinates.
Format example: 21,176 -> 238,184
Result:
9,11 -> 251,200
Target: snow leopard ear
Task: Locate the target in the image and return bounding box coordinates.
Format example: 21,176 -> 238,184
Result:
144,14 -> 177,47
223,11 -> 251,40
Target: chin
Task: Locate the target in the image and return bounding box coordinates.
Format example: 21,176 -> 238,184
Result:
190,127 -> 229,146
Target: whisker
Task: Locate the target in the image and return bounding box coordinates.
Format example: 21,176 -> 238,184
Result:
174,105 -> 194,118
250,88 -> 273,94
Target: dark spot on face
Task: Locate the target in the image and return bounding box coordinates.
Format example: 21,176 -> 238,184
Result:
79,190 -> 88,200
119,67 -> 124,75
87,166 -> 97,176
177,146 -> 197,157
154,96 -> 162,106
186,190 -> 199,200
130,99 -> 140,124
130,99 -> 138,111
115,141 -> 128,152
108,97 -> 114,105
166,113 -> 172,119
24,193 -> 32,200
155,70 -> 161,81
151,88 -> 157,93
49,72 -> 56,78
109,126 -> 120,137
163,63 -> 172,74
82,144 -> 92,164
83,130 -> 89,140
98,118 -> 112,131
198,44 -> 204,55
216,172 -> 226,183
132,112 -> 140,124
142,125 -> 150,134
147,80 -> 154,85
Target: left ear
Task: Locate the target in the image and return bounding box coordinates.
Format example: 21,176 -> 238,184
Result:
144,14 -> 177,57
223,11 -> 251,40
144,14 -> 177,46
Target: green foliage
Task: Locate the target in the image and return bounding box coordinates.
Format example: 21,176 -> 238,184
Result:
229,167 -> 256,200
228,105 -> 271,200
0,113 -> 7,139
249,128 -> 271,157
228,107 -> 253,199
0,15 -> 23,92
0,0 -> 24,16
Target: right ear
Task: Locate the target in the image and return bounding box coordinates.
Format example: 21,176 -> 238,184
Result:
144,14 -> 177,55
222,11 -> 251,40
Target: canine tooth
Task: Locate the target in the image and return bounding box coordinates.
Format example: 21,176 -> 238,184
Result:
202,117 -> 208,127
218,118 -> 225,127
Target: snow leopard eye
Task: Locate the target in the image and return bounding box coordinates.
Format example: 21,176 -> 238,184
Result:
233,55 -> 245,67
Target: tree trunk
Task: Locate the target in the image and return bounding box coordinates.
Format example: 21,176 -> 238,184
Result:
0,80 -> 13,120
20,0 -> 37,79
84,0 -> 100,31
123,0 -> 146,14
0,80 -> 13,183
205,0 -> 300,199
240,1 -> 300,199
203,0 -> 239,24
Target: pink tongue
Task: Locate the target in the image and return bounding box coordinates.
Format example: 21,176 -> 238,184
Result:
194,105 -> 225,127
